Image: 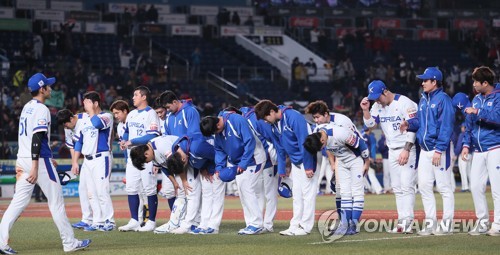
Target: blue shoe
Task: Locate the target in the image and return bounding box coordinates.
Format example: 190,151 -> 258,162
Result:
239,225 -> 263,235
71,221 -> 90,229
65,239 -> 91,252
0,245 -> 17,254
190,227 -> 204,235
332,223 -> 349,236
201,228 -> 218,235
84,225 -> 102,232
346,224 -> 358,235
99,220 -> 115,231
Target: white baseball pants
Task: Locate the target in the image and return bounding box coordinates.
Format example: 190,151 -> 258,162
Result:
289,160 -> 320,233
458,153 -> 472,190
198,175 -> 226,230
389,147 -> 417,223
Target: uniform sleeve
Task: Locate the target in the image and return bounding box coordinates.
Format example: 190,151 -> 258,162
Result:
340,127 -> 369,159
74,130 -> 84,152
289,112 -> 316,171
261,122 -> 287,175
90,112 -> 113,129
454,133 -> 464,156
214,136 -> 227,172
434,96 -> 455,153
123,115 -> 130,141
364,104 -> 380,128
64,129 -> 74,149
146,111 -> 161,136
402,99 -> 418,143
185,108 -> 201,136
33,107 -> 50,134
462,113 -> 474,149
236,117 -> 257,170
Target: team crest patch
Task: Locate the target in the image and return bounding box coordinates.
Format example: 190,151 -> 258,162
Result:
431,104 -> 436,108
101,116 -> 111,125
346,134 -> 357,146
150,122 -> 158,130
407,107 -> 417,118
487,102 -> 492,106
37,118 -> 47,125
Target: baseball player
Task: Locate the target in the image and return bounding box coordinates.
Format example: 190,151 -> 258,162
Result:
0,73 -> 91,254
361,80 -> 418,234
200,110 -> 267,235
361,127 -> 384,195
304,123 -> 370,235
167,134 -> 219,234
240,106 -> 280,233
461,66 -> 500,236
159,90 -> 201,136
377,134 -> 391,193
71,92 -> 115,231
304,100 -> 362,219
451,93 -> 472,192
402,67 -> 455,235
56,109 -> 93,229
110,100 -> 148,226
153,96 -> 177,212
254,100 -> 318,236
118,86 -> 161,232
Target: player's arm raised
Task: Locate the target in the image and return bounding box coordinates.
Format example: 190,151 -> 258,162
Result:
361,97 -> 377,128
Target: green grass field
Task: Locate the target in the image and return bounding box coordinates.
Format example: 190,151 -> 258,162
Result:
2,192 -> 499,254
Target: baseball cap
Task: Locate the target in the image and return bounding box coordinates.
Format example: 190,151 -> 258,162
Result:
28,73 -> 56,92
278,176 -> 293,198
219,166 -> 238,182
416,67 -> 442,81
367,80 -> 387,100
452,92 -> 471,112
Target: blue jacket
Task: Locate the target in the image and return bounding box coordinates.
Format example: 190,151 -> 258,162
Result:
363,132 -> 377,159
172,133 -> 216,174
272,105 -> 315,174
240,106 -> 275,169
214,111 -> 257,171
408,87 -> 455,153
463,88 -> 500,152
454,132 -> 465,156
170,99 -> 201,136
377,135 -> 389,159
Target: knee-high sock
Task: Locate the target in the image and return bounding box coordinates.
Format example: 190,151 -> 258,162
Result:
352,199 -> 364,224
340,199 -> 353,225
148,195 -> 158,221
168,197 -> 176,211
128,195 -> 140,221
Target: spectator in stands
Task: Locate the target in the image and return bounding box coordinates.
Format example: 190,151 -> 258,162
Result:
33,33 -> 43,60
119,43 -> 134,70
318,29 -> 327,52
190,47 -> 202,80
59,20 -> 75,56
21,40 -> 34,69
330,89 -> 343,109
147,5 -> 159,23
136,5 -> 147,23
243,15 -> 255,27
217,8 -> 230,26
310,27 -> 319,48
122,7 -> 133,25
45,83 -> 64,109
12,69 -> 25,94
231,11 -> 241,25
305,58 -> 317,77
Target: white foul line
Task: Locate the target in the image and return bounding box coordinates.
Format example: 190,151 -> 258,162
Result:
308,233 -> 466,245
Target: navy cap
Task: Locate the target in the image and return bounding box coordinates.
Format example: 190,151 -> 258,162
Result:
367,80 -> 387,100
416,67 -> 443,81
452,92 -> 471,113
28,73 -> 56,92
219,166 -> 238,182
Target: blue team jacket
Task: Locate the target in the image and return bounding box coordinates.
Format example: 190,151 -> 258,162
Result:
272,105 -> 315,174
214,111 -> 257,171
240,106 -> 276,169
409,87 -> 455,153
170,99 -> 201,136
463,88 -> 500,152
172,133 -> 216,174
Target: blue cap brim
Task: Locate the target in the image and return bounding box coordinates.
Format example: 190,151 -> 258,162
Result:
416,74 -> 430,80
46,77 -> 56,86
367,93 -> 382,100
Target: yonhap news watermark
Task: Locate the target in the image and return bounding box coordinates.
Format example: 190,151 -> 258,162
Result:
317,210 -> 483,243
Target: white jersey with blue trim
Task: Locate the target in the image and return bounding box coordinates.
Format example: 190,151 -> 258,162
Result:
366,94 -> 417,149
64,113 -> 88,149
318,122 -> 366,163
125,106 -> 160,155
117,122 -> 126,142
17,99 -> 52,158
77,112 -> 114,155
150,135 -> 178,168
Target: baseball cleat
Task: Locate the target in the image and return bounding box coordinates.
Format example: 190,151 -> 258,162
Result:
100,220 -> 115,231
293,227 -> 309,236
170,227 -> 190,234
65,239 -> 91,253
417,228 -> 434,236
486,228 -> 500,236
200,228 -> 218,235
238,226 -> 263,235
332,223 -> 349,236
154,223 -> 176,234
468,221 -> 490,236
71,221 -> 90,229
189,227 -> 204,235
138,221 -> 156,232
118,219 -> 141,232
83,225 -> 103,232
261,227 -> 274,234
346,224 -> 359,235
279,227 -> 296,236
0,245 -> 17,254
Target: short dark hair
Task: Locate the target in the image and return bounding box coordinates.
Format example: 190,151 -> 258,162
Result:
110,100 -> 130,113
472,66 -> 496,85
83,91 -> 101,106
153,96 -> 165,110
135,86 -> 151,104
130,145 -> 149,170
305,100 -> 329,115
224,106 -> 242,115
166,152 -> 188,175
159,90 -> 178,106
56,109 -> 73,125
303,132 -> 323,154
254,100 -> 278,120
200,116 -> 218,136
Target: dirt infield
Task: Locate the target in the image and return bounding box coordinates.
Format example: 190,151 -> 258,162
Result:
0,197 -> 482,221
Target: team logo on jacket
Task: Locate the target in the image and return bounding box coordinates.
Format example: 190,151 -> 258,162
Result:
431,104 -> 436,108
487,102 -> 492,106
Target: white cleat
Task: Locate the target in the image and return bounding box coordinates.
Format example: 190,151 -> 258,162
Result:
293,227 -> 309,236
137,220 -> 156,232
417,228 -> 434,236
154,223 -> 177,234
118,219 -> 141,232
469,221 -> 490,236
279,227 -> 296,236
486,228 -> 500,237
170,227 -> 190,234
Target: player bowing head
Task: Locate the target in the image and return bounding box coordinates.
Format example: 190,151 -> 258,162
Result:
303,131 -> 327,154
200,116 -> 224,136
57,109 -> 78,129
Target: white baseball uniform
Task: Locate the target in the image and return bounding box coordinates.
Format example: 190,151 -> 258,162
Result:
364,94 -> 418,225
0,99 -> 82,252
74,112 -> 114,226
64,113 -> 92,225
